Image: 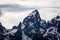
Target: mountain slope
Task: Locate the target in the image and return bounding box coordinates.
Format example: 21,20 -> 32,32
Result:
23,10 -> 48,40
0,10 -> 60,40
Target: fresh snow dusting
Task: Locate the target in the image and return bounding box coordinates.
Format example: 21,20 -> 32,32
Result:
29,10 -> 37,17
0,10 -> 60,40
4,29 -> 17,35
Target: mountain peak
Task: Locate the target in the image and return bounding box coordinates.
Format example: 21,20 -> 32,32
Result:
52,15 -> 60,21
23,9 -> 41,24
29,10 -> 39,17
23,10 -> 42,38
32,9 -> 39,13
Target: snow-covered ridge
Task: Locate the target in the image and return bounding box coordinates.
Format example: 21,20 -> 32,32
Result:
0,10 -> 60,40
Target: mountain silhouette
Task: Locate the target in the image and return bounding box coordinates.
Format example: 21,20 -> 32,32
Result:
0,23 -> 6,40
0,10 -> 60,40
23,10 -> 48,40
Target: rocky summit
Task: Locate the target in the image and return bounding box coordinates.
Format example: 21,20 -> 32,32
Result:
0,10 -> 60,40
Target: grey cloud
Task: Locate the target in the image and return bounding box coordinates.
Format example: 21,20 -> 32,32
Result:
0,10 -> 3,16
0,4 -> 35,12
0,4 -> 59,12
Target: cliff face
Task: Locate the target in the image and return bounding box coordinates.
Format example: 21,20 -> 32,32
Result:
0,10 -> 60,40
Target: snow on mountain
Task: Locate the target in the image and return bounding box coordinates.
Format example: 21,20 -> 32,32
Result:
0,10 -> 60,40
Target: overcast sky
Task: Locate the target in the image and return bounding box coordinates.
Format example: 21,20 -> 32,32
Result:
0,0 -> 60,29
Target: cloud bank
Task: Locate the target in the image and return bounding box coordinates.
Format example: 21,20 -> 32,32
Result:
0,4 -> 35,12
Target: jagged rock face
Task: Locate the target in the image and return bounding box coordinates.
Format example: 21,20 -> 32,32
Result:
12,26 -> 17,29
0,23 -> 6,34
47,16 -> 60,33
8,22 -> 22,40
14,22 -> 22,40
0,23 -> 6,40
23,10 -> 40,38
51,16 -> 60,33
43,16 -> 60,40
0,22 -> 22,40
0,23 -> 5,33
40,19 -> 46,28
22,10 -> 60,40
0,10 -> 60,40
23,10 -> 46,39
